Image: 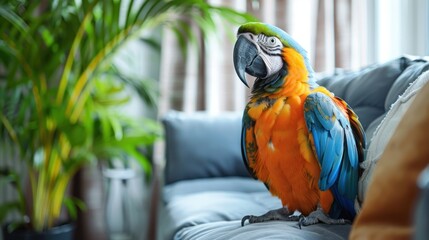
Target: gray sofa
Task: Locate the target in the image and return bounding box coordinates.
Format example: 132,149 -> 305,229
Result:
156,56 -> 429,240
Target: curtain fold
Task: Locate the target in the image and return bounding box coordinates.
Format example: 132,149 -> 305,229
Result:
314,0 -> 359,72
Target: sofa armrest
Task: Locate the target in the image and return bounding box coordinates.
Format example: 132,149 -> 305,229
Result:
162,111 -> 250,185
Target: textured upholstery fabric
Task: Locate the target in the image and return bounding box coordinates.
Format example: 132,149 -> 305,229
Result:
164,178 -> 351,240
160,178 -> 280,240
175,220 -> 351,240
166,180 -> 280,235
162,111 -> 249,184
163,177 -> 267,203
317,58 -> 409,130
358,71 -> 429,203
385,60 -> 429,109
318,57 -> 429,142
350,75 -> 429,240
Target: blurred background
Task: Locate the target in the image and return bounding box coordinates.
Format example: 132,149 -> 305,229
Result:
0,0 -> 428,240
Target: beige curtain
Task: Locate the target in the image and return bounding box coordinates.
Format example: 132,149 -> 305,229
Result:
314,0 -> 369,71
158,0 -> 367,116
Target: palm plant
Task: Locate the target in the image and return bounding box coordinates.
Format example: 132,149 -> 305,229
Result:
0,0 -> 255,232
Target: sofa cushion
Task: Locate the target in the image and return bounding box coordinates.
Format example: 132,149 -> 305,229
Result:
164,177 -> 267,202
358,70 -> 429,203
350,73 -> 429,239
334,57 -> 429,142
163,177 -> 351,240
162,177 -> 280,239
364,114 -> 385,144
317,57 -> 410,130
175,220 -> 351,240
384,59 -> 429,110
162,111 -> 249,184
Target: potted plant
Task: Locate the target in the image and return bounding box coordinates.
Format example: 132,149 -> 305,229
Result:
0,0 -> 255,238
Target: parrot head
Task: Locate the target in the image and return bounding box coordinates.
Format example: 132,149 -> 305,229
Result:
233,22 -> 313,89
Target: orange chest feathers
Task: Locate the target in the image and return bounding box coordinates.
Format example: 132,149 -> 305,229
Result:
245,94 -> 317,174
244,94 -> 331,214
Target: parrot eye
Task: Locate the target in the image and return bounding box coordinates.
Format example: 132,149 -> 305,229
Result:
266,37 -> 281,47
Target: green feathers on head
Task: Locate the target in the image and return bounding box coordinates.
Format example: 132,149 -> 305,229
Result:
238,22 -> 307,56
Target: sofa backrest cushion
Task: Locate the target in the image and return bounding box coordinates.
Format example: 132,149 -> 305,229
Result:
349,72 -> 429,240
384,59 -> 429,110
162,111 -> 250,184
358,70 -> 429,203
317,57 -> 410,131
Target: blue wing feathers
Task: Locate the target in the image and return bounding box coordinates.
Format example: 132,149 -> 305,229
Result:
338,151 -> 351,195
313,98 -> 335,130
311,126 -> 321,156
327,128 -> 344,187
319,127 -> 343,190
330,184 -> 356,218
304,92 -> 362,218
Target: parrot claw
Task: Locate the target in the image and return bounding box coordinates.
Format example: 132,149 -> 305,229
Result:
241,215 -> 252,226
241,207 -> 298,226
297,207 -> 351,228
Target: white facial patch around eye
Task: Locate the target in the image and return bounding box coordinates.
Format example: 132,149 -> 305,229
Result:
255,35 -> 283,78
266,36 -> 281,47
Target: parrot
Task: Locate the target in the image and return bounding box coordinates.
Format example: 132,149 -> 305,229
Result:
233,22 -> 366,227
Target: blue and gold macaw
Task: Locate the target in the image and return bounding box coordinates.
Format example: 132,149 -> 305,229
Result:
233,22 -> 366,227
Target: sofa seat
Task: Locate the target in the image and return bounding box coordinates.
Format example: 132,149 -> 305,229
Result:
176,219 -> 350,240
164,178 -> 350,240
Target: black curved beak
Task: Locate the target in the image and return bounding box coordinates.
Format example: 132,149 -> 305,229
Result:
233,35 -> 267,88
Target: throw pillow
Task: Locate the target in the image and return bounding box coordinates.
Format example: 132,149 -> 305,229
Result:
162,111 -> 249,184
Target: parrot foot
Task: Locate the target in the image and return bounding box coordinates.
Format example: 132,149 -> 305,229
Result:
297,206 -> 351,229
241,207 -> 299,226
